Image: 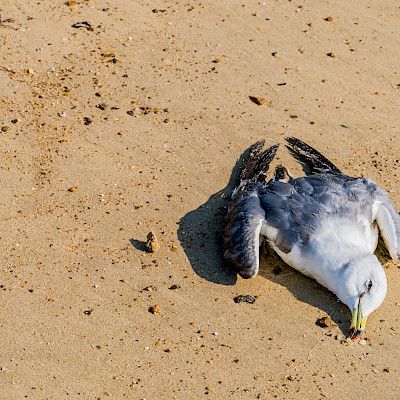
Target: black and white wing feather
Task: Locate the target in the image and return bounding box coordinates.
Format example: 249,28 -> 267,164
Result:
223,143 -> 279,278
285,137 -> 342,175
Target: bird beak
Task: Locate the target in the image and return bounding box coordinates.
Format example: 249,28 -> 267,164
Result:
347,300 -> 368,341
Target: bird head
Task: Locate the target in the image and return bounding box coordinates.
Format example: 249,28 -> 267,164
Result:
337,254 -> 387,341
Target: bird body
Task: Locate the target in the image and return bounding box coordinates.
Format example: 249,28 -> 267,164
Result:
224,138 -> 399,339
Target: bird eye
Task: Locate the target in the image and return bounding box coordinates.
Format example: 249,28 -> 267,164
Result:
367,280 -> 373,290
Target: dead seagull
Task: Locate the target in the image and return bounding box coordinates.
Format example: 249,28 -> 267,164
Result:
223,137 -> 400,340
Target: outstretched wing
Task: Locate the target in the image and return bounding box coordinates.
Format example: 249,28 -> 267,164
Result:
285,137 -> 342,175
223,191 -> 265,278
224,141 -> 279,278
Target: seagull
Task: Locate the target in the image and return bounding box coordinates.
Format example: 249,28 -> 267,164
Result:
223,137 -> 400,340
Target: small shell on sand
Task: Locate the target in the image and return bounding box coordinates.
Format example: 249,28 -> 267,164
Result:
149,305 -> 160,314
316,315 -> 334,328
146,231 -> 160,252
249,96 -> 269,106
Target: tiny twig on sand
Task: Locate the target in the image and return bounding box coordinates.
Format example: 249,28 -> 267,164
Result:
0,66 -> 15,74
0,14 -> 17,29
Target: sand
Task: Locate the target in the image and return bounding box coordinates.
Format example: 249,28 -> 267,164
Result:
0,0 -> 399,399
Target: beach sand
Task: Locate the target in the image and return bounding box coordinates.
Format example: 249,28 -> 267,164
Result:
0,0 -> 399,398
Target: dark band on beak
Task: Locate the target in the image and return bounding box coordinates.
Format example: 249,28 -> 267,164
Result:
347,296 -> 368,341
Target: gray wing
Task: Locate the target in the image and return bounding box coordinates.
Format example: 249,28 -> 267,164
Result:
224,179 -> 327,274
291,175 -> 400,259
223,188 -> 265,278
259,180 -> 317,254
257,175 -> 381,255
365,179 -> 400,259
224,142 -> 279,278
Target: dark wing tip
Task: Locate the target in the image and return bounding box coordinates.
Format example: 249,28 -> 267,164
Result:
285,136 -> 342,175
240,142 -> 279,182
